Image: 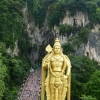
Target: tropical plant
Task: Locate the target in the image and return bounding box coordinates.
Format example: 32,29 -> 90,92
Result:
80,95 -> 97,100
84,71 -> 100,100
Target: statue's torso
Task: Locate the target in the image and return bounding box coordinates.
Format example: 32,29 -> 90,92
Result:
50,55 -> 64,72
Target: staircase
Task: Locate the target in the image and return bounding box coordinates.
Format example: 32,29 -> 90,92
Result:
18,68 -> 41,100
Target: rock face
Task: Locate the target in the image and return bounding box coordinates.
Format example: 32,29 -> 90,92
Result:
83,32 -> 100,62
22,2 -> 55,63
62,11 -> 89,27
7,40 -> 19,57
22,3 -> 100,63
60,11 -> 100,62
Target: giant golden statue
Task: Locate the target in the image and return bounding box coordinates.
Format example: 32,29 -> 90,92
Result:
41,38 -> 72,100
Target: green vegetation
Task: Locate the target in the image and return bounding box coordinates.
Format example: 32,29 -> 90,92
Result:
0,0 -> 100,100
77,27 -> 89,44
62,35 -> 100,100
59,24 -> 72,36
80,95 -> 97,100
0,0 -> 31,99
27,0 -> 100,47
18,31 -> 32,56
27,0 -> 100,28
62,42 -> 74,54
84,71 -> 100,100
0,0 -> 32,53
27,0 -> 57,28
0,0 -> 24,49
25,0 -> 100,50
0,42 -> 31,100
64,0 -> 100,24
60,25 -> 89,46
62,45 -> 100,100
47,0 -> 66,28
0,54 -> 7,100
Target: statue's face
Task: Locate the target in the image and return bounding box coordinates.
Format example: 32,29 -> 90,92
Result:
54,45 -> 61,54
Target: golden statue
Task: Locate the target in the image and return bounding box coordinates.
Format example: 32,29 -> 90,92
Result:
41,38 -> 72,100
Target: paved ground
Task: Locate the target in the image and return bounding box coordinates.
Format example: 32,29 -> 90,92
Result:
20,68 -> 41,100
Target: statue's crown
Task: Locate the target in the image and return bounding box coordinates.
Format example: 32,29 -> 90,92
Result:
53,38 -> 61,47
54,38 -> 60,43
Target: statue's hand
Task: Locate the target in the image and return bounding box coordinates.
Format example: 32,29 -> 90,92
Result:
64,75 -> 68,79
43,59 -> 50,69
60,75 -> 68,82
60,74 -> 68,78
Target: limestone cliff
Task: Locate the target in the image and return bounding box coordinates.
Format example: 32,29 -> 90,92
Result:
22,2 -> 100,63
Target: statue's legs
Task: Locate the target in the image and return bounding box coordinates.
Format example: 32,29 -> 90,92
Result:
49,72 -> 66,100
50,83 -> 64,100
58,84 -> 63,100
58,88 -> 61,100
50,83 -> 55,100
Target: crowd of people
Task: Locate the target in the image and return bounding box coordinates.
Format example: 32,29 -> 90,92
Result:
20,68 -> 41,100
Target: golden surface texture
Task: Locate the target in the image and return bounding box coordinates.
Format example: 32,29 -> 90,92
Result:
41,38 -> 72,100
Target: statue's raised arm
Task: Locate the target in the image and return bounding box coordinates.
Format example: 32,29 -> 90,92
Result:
41,38 -> 72,100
